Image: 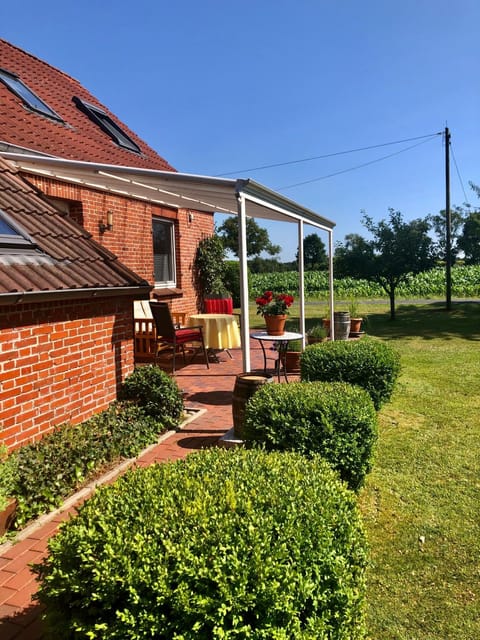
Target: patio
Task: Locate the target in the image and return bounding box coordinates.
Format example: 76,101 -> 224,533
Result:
0,336 -> 299,639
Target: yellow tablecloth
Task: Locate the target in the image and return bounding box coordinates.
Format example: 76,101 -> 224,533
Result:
188,313 -> 241,350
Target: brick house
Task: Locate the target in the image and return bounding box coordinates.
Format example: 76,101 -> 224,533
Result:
0,38 -> 337,439
0,156 -> 152,449
0,39 -> 214,448
0,38 -> 213,316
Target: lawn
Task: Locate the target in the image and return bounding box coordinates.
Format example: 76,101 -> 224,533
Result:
253,299 -> 480,638
359,302 -> 480,639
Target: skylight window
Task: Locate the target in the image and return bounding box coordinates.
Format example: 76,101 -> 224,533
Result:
73,96 -> 141,154
0,210 -> 35,250
0,67 -> 63,121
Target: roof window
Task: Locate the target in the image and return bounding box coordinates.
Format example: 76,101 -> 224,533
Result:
0,67 -> 63,121
0,210 -> 36,250
73,96 -> 141,154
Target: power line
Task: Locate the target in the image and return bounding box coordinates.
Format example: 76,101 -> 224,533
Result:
215,132 -> 442,176
450,141 -> 470,206
276,135 -> 440,191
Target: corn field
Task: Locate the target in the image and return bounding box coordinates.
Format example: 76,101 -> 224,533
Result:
250,265 -> 480,300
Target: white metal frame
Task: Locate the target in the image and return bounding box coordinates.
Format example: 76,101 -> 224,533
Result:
1,152 -> 336,372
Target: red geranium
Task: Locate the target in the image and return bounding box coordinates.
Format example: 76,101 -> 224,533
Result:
255,290 -> 294,316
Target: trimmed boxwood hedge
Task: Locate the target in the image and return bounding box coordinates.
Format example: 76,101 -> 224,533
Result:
34,448 -> 368,639
119,365 -> 184,424
243,381 -> 377,490
300,337 -> 401,409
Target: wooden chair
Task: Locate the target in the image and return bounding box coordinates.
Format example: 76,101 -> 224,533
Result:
149,302 -> 209,374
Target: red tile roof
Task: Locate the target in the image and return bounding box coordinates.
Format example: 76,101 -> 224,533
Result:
0,39 -> 176,171
0,157 -> 150,301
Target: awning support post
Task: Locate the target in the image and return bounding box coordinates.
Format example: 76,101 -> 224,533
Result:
236,192 -> 251,372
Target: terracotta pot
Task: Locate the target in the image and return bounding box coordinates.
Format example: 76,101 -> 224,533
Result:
349,317 -> 363,334
0,497 -> 17,536
284,350 -> 302,373
264,314 -> 286,336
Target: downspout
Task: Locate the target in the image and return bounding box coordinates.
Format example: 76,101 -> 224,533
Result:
328,229 -> 335,340
236,191 -> 251,372
298,220 -> 305,347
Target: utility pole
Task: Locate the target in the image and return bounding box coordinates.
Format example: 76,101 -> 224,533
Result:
445,126 -> 452,310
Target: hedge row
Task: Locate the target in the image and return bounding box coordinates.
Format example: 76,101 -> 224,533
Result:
301,337 -> 401,410
34,448 -> 368,639
243,381 -> 378,491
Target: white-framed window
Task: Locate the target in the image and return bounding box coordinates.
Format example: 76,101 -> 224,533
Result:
152,218 -> 176,286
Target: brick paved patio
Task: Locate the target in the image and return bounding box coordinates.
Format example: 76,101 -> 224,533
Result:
0,338 -> 299,639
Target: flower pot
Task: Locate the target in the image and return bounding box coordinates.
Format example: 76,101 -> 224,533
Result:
264,314 -> 286,336
349,317 -> 363,336
284,350 -> 302,373
0,497 -> 17,536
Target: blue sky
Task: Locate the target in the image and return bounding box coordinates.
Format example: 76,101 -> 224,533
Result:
2,0 -> 479,260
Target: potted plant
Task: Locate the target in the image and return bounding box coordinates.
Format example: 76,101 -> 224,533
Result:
0,444 -> 17,536
203,278 -> 233,314
307,324 -> 328,345
255,291 -> 295,335
348,298 -> 364,336
283,339 -> 303,373
194,235 -> 233,312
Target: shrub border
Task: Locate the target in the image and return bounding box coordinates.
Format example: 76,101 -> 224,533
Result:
0,407 -> 206,555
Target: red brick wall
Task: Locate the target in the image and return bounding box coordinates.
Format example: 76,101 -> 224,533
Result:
25,174 -> 215,316
0,297 -> 134,450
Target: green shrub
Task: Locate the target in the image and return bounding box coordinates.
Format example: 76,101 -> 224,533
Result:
301,337 -> 401,409
223,260 -> 250,308
0,444 -> 17,511
243,382 -> 377,490
34,448 -> 368,639
12,403 -> 163,527
119,365 -> 184,425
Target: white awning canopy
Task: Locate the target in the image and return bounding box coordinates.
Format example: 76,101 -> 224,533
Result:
1,152 -> 337,370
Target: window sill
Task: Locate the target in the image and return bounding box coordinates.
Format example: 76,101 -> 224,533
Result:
152,288 -> 183,299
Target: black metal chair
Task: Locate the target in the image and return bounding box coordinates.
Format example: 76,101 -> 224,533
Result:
149,302 -> 209,374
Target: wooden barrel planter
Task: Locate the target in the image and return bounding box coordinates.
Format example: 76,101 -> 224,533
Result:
333,311 -> 351,340
232,373 -> 273,439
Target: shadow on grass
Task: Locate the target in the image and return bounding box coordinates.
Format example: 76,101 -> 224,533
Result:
364,301 -> 480,341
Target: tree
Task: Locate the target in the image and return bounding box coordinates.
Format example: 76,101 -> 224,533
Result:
296,233 -> 328,271
335,209 -> 435,320
456,182 -> 480,265
216,216 -> 280,258
427,205 -> 466,264
457,211 -> 480,264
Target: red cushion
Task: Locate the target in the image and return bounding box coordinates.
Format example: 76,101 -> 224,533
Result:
204,298 -> 233,314
173,328 -> 202,344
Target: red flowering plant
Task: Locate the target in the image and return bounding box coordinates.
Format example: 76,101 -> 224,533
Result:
255,290 -> 294,316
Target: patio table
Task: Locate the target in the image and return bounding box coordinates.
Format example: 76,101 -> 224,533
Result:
250,331 -> 303,382
188,313 -> 241,358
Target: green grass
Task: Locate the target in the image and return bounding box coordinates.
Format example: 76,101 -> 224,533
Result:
360,302 -> 480,639
249,299 -> 480,638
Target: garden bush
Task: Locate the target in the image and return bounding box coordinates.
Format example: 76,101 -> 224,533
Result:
11,403 -> 164,527
243,381 -> 377,490
119,365 -> 184,424
301,337 -> 401,409
34,448 -> 368,639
